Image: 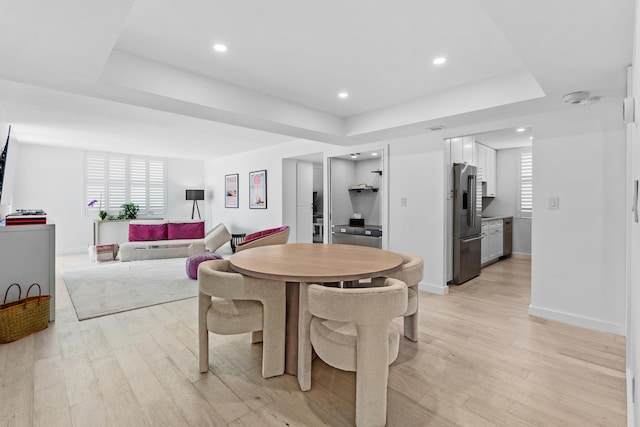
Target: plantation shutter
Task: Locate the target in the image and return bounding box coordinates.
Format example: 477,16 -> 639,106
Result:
518,149 -> 533,218
84,151 -> 167,217
147,159 -> 166,216
84,152 -> 106,214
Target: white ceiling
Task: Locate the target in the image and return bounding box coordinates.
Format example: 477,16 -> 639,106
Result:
0,0 -> 634,159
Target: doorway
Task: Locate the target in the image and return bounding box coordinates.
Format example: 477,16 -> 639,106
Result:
327,149 -> 386,249
445,127 -> 533,284
282,153 -> 324,244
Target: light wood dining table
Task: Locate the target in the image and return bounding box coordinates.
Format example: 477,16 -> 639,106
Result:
229,243 -> 403,375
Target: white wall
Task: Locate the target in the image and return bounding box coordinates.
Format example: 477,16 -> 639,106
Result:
205,139 -> 332,235
12,143 -> 205,253
482,147 -> 532,254
205,135 -> 447,293
387,134 -> 447,294
530,129 -> 627,335
329,158 -> 356,228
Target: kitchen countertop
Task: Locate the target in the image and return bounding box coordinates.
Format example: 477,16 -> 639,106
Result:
481,215 -> 513,221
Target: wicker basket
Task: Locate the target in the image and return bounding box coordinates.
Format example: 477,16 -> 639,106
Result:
0,283 -> 51,344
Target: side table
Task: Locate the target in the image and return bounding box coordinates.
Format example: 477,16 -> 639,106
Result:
230,233 -> 246,253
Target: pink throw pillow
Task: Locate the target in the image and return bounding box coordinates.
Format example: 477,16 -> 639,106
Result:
168,222 -> 205,240
129,223 -> 168,241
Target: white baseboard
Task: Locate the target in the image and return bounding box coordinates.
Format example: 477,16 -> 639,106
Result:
627,368 -> 635,427
419,281 -> 449,295
528,304 -> 625,336
511,252 -> 531,259
56,247 -> 89,255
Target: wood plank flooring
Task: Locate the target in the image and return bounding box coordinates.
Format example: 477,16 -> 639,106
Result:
0,253 -> 626,426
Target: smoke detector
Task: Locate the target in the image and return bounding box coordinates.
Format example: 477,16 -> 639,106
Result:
562,91 -> 600,106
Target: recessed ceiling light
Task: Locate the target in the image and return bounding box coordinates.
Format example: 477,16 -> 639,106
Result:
338,92 -> 349,99
371,152 -> 378,156
350,154 -> 358,159
433,57 -> 446,65
530,136 -> 534,140
213,44 -> 227,53
516,127 -> 526,133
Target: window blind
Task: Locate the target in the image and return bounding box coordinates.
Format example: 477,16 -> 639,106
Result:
84,151 -> 167,217
518,149 -> 533,218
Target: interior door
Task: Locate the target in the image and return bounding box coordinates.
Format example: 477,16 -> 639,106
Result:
296,161 -> 313,243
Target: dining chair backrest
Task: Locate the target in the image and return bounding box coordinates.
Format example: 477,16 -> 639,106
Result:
306,278 -> 407,325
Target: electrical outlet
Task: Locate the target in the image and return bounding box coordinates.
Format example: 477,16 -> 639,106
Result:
400,197 -> 407,207
548,196 -> 560,210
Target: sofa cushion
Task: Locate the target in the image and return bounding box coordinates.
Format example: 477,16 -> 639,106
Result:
129,222 -> 168,241
168,221 -> 205,240
242,226 -> 289,245
204,223 -> 232,252
186,252 -> 223,279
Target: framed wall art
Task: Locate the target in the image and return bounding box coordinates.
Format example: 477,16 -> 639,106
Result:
225,173 -> 239,208
249,170 -> 267,209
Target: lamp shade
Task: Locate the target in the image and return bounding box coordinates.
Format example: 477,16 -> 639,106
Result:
186,189 -> 205,201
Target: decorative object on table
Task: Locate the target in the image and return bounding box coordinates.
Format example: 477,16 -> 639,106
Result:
186,189 -> 205,219
249,170 -> 267,209
87,196 -> 107,220
198,259 -> 286,378
225,174 -> 239,208
118,202 -> 139,220
0,283 -> 51,343
230,233 -> 246,253
185,252 -> 223,279
88,243 -> 119,262
4,209 -> 47,225
235,226 -> 289,252
297,278 -> 407,426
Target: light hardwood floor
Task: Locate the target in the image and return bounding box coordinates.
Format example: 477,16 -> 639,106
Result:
0,254 -> 626,426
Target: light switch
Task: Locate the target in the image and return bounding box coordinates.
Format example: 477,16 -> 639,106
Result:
548,196 -> 559,210
400,197 -> 407,207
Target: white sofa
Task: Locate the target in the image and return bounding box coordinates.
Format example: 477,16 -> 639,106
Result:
118,220 -> 231,261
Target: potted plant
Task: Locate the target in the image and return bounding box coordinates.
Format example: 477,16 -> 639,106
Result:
118,203 -> 139,220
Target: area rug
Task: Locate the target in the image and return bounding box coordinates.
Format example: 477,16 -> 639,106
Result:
61,257 -> 196,320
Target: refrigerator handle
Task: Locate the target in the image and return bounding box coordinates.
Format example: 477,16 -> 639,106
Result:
633,179 -> 639,223
467,175 -> 475,228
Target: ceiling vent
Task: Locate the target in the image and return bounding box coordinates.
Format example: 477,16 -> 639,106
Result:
427,125 -> 446,131
562,91 -> 600,106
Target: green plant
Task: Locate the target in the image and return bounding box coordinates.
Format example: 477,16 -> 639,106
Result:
118,203 -> 139,220
98,210 -> 108,220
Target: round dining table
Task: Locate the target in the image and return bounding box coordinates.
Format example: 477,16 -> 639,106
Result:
229,243 -> 403,375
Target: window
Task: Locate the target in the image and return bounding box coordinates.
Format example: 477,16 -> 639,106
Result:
84,151 -> 167,217
518,148 -> 533,218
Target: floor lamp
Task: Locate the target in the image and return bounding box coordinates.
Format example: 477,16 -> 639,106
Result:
186,189 -> 205,219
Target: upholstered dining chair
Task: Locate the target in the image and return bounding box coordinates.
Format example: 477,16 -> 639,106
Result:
235,226 -> 290,252
298,278 -> 407,427
198,259 -> 286,378
370,253 -> 424,342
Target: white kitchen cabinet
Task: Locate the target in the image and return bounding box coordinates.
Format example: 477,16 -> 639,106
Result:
481,223 -> 489,265
485,146 -> 497,197
476,143 -> 496,197
476,144 -> 486,182
482,219 -> 503,266
450,136 -> 476,165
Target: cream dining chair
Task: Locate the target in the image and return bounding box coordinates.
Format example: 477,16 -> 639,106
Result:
297,278 -> 407,426
370,253 -> 424,341
198,259 -> 286,378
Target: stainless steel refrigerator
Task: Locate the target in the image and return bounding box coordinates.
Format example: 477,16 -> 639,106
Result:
452,163 -> 482,284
